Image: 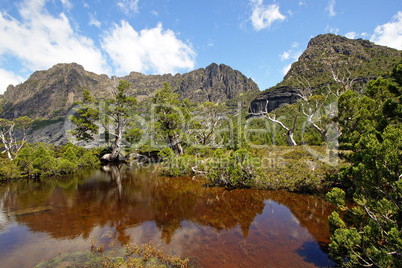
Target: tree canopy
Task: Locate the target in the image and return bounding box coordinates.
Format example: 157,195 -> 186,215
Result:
326,60 -> 402,267
70,80 -> 137,162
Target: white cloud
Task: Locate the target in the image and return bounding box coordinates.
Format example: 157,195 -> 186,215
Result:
61,0 -> 72,10
250,0 -> 286,31
325,0 -> 336,17
325,25 -> 339,34
102,21 -> 196,75
298,1 -> 306,7
0,68 -> 25,94
280,42 -> 302,76
370,11 -> 402,50
280,48 -> 302,62
280,51 -> 290,61
282,63 -> 292,75
345,32 -> 357,39
151,10 -> 158,17
117,0 -> 139,15
89,13 -> 101,28
344,32 -> 369,40
0,0 -> 109,79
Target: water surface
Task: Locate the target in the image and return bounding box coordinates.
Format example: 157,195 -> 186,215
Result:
0,165 -> 333,267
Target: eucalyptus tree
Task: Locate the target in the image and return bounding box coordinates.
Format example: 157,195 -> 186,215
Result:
250,101 -> 299,146
0,116 -> 33,160
188,101 -> 228,147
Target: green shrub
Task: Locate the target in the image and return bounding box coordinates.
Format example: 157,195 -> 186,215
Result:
56,159 -> 78,174
31,145 -> 56,177
78,151 -> 100,168
63,147 -> 78,164
0,160 -> 21,180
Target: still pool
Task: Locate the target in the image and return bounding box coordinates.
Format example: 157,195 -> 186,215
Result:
0,165 -> 334,267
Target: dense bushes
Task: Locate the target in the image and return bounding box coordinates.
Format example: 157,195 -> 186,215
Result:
157,145 -> 335,192
0,142 -> 100,180
325,62 -> 402,267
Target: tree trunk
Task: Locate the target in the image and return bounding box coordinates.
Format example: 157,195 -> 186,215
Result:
288,130 -> 297,146
109,136 -> 121,161
109,119 -> 123,162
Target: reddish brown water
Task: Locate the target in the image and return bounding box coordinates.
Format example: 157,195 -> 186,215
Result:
0,165 -> 334,267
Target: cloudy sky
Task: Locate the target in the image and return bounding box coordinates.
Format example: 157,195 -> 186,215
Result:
0,0 -> 401,94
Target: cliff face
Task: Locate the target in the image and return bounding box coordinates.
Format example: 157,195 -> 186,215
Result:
176,63 -> 259,103
249,87 -> 302,114
250,33 -> 401,114
1,63 -> 259,120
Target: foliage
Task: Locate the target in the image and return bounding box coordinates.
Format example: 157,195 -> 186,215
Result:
158,147 -> 198,177
151,82 -> 188,155
70,81 -> 137,162
0,116 -> 34,160
37,241 -> 190,268
125,127 -> 143,145
69,89 -> 99,141
188,101 -> 228,147
326,61 -> 402,267
207,148 -> 261,188
0,142 -> 100,180
256,146 -> 334,192
56,158 -> 78,174
120,241 -> 189,268
0,159 -> 20,180
31,145 -> 56,176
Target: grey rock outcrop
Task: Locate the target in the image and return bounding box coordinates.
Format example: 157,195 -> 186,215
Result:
175,63 -> 259,103
249,86 -> 302,114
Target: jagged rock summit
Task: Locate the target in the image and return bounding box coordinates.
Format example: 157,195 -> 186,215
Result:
1,63 -> 259,120
249,33 -> 401,114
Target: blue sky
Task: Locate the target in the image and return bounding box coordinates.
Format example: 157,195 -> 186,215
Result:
0,0 -> 401,94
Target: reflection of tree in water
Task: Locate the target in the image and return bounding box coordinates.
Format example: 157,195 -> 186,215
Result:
3,166 -> 332,249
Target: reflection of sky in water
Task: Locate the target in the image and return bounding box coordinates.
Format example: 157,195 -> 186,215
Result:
0,167 -> 334,267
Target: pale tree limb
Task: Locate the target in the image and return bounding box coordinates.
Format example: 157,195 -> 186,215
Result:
250,100 -> 298,146
0,117 -> 33,161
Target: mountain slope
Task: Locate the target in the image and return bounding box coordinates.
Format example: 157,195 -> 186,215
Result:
250,34 -> 401,113
2,63 -> 112,120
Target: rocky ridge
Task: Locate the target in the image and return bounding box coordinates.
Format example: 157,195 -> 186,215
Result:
1,63 -> 259,120
0,63 -> 259,145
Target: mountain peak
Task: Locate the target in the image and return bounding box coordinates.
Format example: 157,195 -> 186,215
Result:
250,33 -> 401,114
279,33 -> 401,90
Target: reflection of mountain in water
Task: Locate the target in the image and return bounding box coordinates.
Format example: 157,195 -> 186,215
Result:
0,165 -> 331,249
